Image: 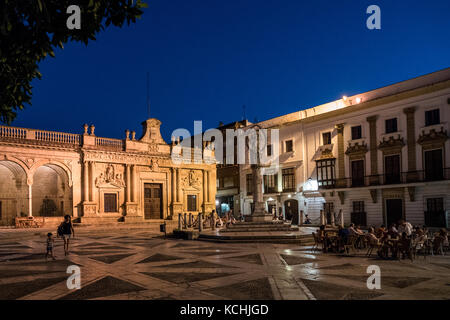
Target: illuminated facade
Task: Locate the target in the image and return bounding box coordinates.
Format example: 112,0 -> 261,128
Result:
240,68 -> 450,228
0,118 -> 216,226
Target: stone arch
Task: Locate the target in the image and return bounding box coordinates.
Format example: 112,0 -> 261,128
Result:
0,159 -> 29,225
29,159 -> 73,187
31,162 -> 73,217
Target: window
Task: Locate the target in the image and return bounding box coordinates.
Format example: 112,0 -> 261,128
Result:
263,174 -> 278,193
425,109 -> 440,127
104,193 -> 117,212
424,149 -> 443,181
351,201 -> 367,226
351,160 -> 364,187
246,174 -> 253,195
282,168 -> 295,192
425,198 -> 445,228
322,132 -> 331,145
267,144 -> 272,156
218,177 -> 224,188
384,155 -> 400,184
351,126 -> 362,140
316,159 -> 336,188
187,195 -> 197,211
385,118 -> 397,134
285,140 -> 293,153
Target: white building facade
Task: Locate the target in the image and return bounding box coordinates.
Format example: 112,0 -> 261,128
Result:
239,68 -> 450,228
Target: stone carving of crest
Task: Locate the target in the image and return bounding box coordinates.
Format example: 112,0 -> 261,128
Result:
150,159 -> 159,171
95,164 -> 125,188
182,169 -> 201,189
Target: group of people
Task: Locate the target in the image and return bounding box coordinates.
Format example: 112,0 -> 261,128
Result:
203,209 -> 240,228
317,219 -> 449,259
45,214 -> 75,261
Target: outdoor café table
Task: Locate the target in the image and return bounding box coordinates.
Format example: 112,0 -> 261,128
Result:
355,234 -> 366,249
386,238 -> 399,258
325,233 -> 339,253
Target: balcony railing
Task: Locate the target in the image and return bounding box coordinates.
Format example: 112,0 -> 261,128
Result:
0,125 -> 81,145
95,137 -> 124,150
318,168 -> 450,189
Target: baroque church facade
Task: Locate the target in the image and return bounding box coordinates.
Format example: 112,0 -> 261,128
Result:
0,118 -> 216,225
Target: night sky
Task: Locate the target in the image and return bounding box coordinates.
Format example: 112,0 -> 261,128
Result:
10,0 -> 450,142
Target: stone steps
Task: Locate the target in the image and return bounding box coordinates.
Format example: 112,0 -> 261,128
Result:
198,233 -> 314,244
221,226 -> 299,232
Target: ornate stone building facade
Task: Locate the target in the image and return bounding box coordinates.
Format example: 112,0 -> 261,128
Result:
239,68 -> 450,228
0,118 -> 216,225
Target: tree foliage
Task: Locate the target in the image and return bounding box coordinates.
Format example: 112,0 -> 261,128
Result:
0,0 -> 147,124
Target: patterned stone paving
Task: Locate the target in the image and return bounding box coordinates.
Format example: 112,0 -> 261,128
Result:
0,228 -> 449,300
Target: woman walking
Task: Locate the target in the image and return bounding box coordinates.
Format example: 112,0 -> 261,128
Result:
58,215 -> 75,256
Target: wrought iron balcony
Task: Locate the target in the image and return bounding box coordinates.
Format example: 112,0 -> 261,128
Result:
318,168 -> 450,189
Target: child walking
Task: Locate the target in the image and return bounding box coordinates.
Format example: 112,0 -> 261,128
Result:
46,232 -> 56,261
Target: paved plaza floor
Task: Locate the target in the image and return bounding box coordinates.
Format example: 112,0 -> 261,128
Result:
0,227 -> 449,300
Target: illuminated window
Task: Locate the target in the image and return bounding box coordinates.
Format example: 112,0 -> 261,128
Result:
351,126 -> 362,140
322,132 -> 331,145
282,168 -> 295,192
316,159 -> 335,188
385,118 -> 397,134
425,109 -> 440,127
104,193 -> 117,212
246,174 -> 253,195
263,174 -> 278,193
187,195 -> 197,211
285,140 -> 293,153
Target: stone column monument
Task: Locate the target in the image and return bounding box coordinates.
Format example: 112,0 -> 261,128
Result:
245,127 -> 273,222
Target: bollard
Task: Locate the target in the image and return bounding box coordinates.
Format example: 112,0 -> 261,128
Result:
188,213 -> 192,227
183,213 -> 187,229
199,213 -> 203,232
178,213 -> 182,230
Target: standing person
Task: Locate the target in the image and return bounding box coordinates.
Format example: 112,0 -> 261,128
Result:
59,215 -> 75,256
45,232 -> 56,261
397,219 -> 413,236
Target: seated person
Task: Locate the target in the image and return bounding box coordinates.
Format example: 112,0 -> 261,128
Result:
388,224 -> 399,238
376,225 -> 386,238
304,214 -> 312,224
366,227 -> 381,245
348,223 -> 363,236
338,225 -> 350,251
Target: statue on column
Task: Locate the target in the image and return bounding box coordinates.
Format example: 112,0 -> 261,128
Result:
247,125 -> 273,222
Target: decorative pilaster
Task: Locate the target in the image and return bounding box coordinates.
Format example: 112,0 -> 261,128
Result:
82,160 -> 97,216
126,165 -> 131,202
89,161 -> 94,202
176,168 -> 181,203
404,107 -> 418,182
83,161 -> 89,202
367,115 -> 379,185
202,170 -> 207,212
335,124 -> 346,187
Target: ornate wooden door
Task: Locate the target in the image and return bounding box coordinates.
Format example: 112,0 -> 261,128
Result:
144,183 -> 162,219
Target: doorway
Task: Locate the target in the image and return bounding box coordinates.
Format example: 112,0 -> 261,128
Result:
385,199 -> 403,226
284,199 -> 298,222
324,202 -> 334,225
144,183 -> 162,219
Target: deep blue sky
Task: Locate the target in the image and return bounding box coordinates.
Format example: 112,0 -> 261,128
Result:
10,0 -> 450,141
